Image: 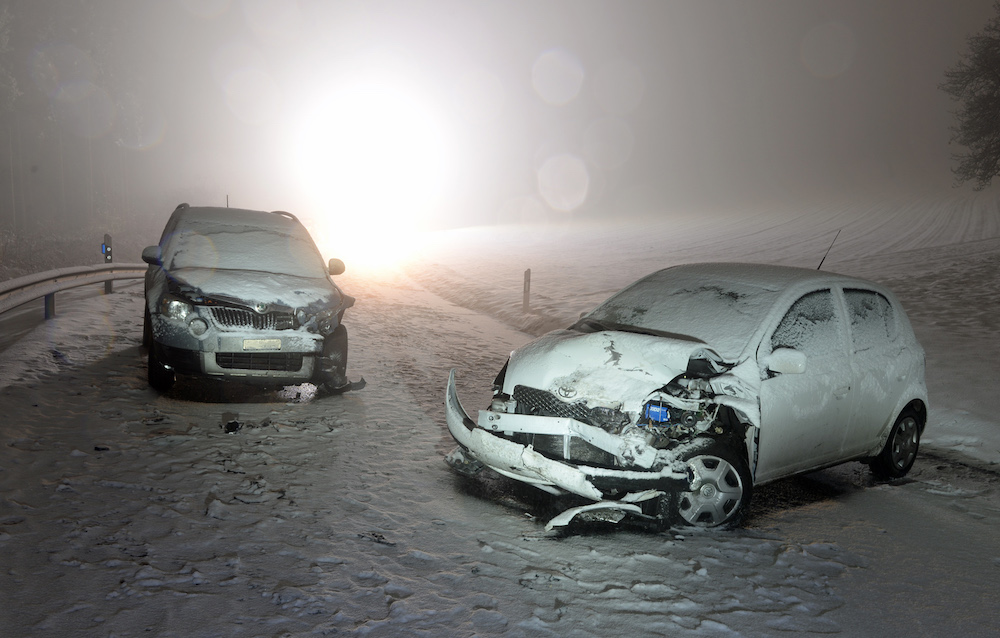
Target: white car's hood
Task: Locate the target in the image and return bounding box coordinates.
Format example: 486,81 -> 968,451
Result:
503,329 -> 723,412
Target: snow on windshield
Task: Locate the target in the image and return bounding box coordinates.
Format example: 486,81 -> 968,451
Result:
164,221 -> 327,280
585,268 -> 781,359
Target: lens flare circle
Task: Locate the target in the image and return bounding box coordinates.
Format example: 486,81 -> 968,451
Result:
537,153 -> 590,212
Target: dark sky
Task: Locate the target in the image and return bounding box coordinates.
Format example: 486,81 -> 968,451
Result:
0,0 -> 996,239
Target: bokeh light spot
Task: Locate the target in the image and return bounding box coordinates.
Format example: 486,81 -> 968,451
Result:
532,48 -> 585,106
29,43 -> 97,99
53,80 -> 116,140
537,153 -> 590,212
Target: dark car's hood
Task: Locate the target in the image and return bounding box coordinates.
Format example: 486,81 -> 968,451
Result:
169,267 -> 341,310
502,329 -> 724,411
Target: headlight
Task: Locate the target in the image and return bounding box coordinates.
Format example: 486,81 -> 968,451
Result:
160,296 -> 193,321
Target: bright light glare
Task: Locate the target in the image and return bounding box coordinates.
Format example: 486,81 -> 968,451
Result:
290,81 -> 453,272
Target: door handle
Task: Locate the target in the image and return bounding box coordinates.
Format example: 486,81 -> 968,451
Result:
834,386 -> 850,397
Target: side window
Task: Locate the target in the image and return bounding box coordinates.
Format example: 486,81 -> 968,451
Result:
844,289 -> 896,351
771,289 -> 840,357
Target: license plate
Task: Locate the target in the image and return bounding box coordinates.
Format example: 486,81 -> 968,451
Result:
243,338 -> 281,351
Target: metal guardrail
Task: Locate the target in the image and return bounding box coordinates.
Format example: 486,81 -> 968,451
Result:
0,263 -> 147,317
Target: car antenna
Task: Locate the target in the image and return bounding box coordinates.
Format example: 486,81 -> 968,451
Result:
226,194 -> 229,208
817,229 -> 841,270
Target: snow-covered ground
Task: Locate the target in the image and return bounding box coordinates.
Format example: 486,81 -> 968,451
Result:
1,194 -> 999,636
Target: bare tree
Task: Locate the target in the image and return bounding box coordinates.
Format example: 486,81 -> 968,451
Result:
942,2 -> 1000,190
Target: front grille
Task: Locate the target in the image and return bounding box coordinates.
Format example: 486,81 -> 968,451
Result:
513,385 -> 628,431
215,352 -> 305,372
514,385 -> 593,423
211,307 -> 294,330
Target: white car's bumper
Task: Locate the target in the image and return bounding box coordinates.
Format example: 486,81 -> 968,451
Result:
444,369 -> 688,528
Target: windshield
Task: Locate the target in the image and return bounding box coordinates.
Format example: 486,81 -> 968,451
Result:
580,268 -> 782,359
163,222 -> 328,279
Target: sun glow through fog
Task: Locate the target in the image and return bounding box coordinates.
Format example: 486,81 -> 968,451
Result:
290,80 -> 453,272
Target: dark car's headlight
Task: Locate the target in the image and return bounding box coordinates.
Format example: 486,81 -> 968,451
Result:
160,295 -> 194,321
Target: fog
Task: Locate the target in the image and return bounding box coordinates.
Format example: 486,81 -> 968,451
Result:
0,0 -> 997,272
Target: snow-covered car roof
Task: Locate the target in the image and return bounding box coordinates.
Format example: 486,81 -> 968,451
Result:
583,262 -> 878,360
160,206 -> 328,280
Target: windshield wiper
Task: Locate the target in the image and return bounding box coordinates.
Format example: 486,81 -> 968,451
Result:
571,317 -> 706,344
570,317 -> 611,333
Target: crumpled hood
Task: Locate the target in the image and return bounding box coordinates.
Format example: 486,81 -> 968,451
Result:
169,267 -> 340,310
503,329 -> 724,411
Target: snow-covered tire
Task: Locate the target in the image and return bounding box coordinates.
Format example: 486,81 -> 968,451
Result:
148,345 -> 175,392
315,324 -> 349,393
667,439 -> 753,529
869,408 -> 921,480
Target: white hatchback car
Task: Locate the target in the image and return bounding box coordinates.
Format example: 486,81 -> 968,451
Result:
445,263 -> 927,530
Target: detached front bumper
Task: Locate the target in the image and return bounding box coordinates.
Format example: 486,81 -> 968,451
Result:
444,369 -> 688,528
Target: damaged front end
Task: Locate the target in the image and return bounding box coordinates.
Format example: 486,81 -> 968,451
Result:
444,330 -> 759,530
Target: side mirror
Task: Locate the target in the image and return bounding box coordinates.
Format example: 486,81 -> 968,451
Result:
764,347 -> 807,375
328,258 -> 346,276
141,245 -> 162,266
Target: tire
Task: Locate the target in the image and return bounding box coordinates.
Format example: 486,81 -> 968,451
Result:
667,439 -> 753,529
869,409 -> 921,480
148,344 -> 175,392
315,324 -> 349,392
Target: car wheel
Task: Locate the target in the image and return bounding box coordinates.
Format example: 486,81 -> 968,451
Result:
869,409 -> 921,480
142,307 -> 152,349
668,439 -> 753,529
148,345 -> 175,392
315,324 -> 349,392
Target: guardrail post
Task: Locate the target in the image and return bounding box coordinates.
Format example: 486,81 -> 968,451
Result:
102,233 -> 113,294
44,292 -> 55,319
523,268 -> 531,313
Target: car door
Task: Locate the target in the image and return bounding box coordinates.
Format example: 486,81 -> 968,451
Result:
755,288 -> 855,482
841,287 -> 910,456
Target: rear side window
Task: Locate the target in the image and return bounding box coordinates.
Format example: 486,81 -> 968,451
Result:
844,289 -> 897,351
771,289 -> 840,357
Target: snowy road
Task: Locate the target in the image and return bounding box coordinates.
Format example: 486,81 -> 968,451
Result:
2,263 -> 999,636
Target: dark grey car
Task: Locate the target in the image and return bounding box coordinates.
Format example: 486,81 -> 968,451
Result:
141,203 -> 354,393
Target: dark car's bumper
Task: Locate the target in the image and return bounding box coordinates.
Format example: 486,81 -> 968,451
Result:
152,341 -> 317,384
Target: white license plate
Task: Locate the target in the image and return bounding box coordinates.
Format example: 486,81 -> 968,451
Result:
243,338 -> 281,351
